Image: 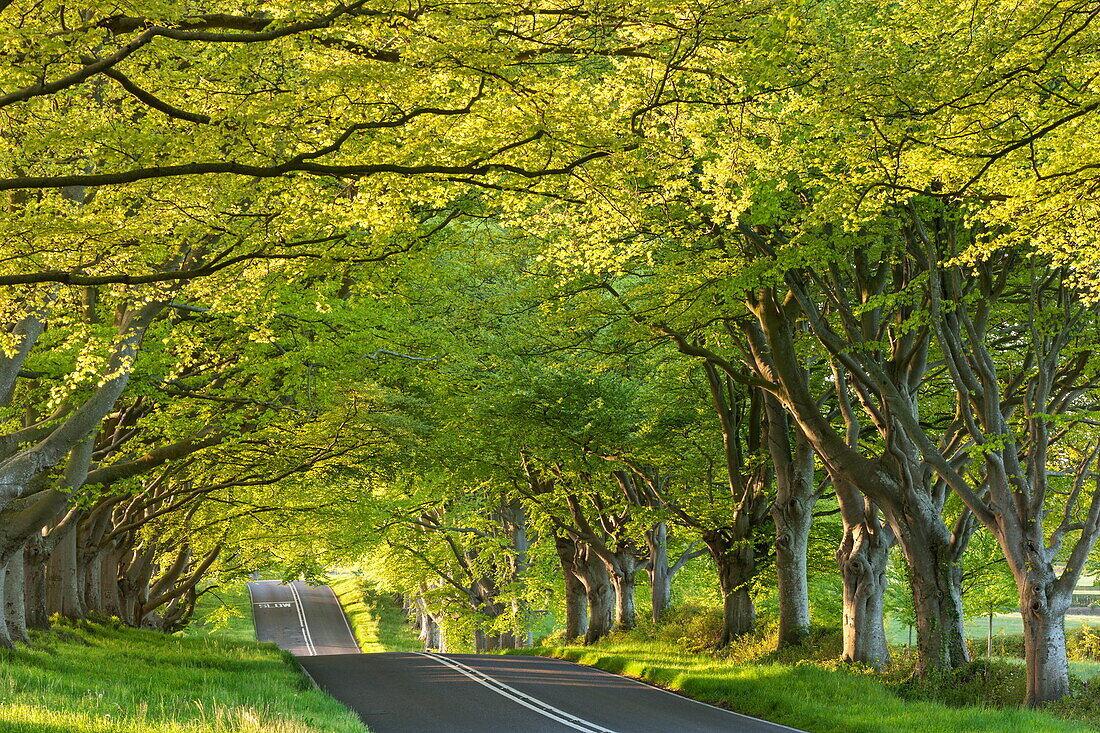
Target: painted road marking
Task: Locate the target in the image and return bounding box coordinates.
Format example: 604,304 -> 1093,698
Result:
255,602 -> 294,608
415,652 -> 618,733
289,582 -> 317,656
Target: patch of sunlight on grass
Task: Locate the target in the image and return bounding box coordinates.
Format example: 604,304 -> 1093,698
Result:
329,574 -> 420,653
507,637 -> 1092,733
180,582 -> 257,644
0,619 -> 367,733
993,655 -> 1100,681
887,613 -> 1100,646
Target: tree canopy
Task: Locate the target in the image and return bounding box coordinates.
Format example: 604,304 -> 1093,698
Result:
4,0 -> 1100,711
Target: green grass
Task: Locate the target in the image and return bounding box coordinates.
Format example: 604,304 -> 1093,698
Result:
885,613 -> 1100,681
990,656 -> 1100,682
179,582 -> 258,644
887,614 -> 1100,646
507,634 -> 1097,733
328,574 -> 421,653
0,619 -> 368,733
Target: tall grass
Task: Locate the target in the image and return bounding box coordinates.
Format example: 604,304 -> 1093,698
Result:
0,619 -> 368,733
0,593 -> 368,733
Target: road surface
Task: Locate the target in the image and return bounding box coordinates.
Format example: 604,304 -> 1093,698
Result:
249,579 -> 804,733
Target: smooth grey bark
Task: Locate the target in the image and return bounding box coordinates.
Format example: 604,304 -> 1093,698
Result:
0,299 -> 53,408
46,522 -> 84,619
608,563 -> 637,630
897,505 -> 969,670
0,442 -> 91,635
423,615 -> 443,651
141,543 -> 220,629
100,547 -> 123,618
564,570 -> 588,640
554,534 -> 588,641
1019,576 -> 1072,704
700,363 -> 770,647
0,563 -> 10,647
425,614 -> 447,652
642,521 -> 706,624
646,521 -> 671,622
118,546 -> 156,626
3,552 -> 27,643
23,540 -> 48,628
0,301 -> 162,510
560,491 -> 646,633
702,528 -> 757,646
773,497 -> 812,645
742,286 -> 970,674
829,369 -> 894,668
83,550 -> 105,614
573,544 -> 614,644
500,497 -> 533,647
913,239 -> 1100,705
78,501 -> 119,614
765,399 -> 818,648
836,501 -> 892,667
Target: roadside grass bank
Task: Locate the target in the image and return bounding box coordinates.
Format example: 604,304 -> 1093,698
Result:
0,617 -> 368,733
329,574 -> 421,653
507,620 -> 1099,732
180,581 -> 257,644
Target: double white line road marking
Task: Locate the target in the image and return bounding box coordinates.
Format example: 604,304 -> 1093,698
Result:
414,652 -> 618,733
249,580 -> 317,656
288,582 -> 317,656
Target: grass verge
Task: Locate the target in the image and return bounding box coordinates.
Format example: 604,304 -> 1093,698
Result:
0,618 -> 368,733
328,574 -> 421,653
507,634 -> 1096,733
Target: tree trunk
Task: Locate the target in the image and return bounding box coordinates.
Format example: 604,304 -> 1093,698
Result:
0,561 -> 12,648
23,543 -> 48,629
429,614 -> 447,652
425,615 -> 442,651
83,551 -> 104,614
118,548 -> 155,626
1011,556 -> 1074,706
45,523 -> 84,619
837,518 -> 891,668
609,564 -> 636,630
720,574 -> 755,646
895,516 -> 969,673
555,535 -> 589,641
766,399 -> 818,649
4,551 -> 28,643
503,498 -> 532,647
100,547 -> 122,618
703,530 -> 756,647
564,570 -> 588,641
573,545 -> 613,643
1021,599 -> 1070,706
646,522 -> 672,624
773,494 -> 813,647
474,628 -> 487,653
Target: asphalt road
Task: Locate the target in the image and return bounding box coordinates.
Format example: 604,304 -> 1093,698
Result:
248,579 -> 361,655
249,580 -> 804,733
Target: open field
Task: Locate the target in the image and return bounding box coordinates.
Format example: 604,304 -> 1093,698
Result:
886,613 -> 1100,646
